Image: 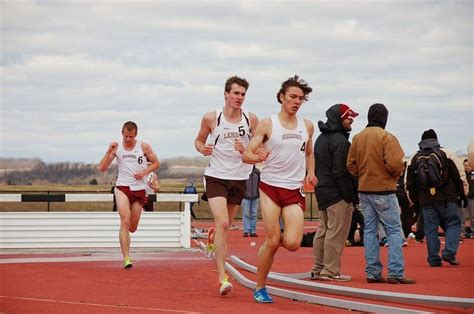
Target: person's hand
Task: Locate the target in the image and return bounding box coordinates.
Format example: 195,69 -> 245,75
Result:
108,142 -> 118,154
134,171 -> 146,180
255,147 -> 270,162
305,174 -> 318,186
148,174 -> 160,192
201,144 -> 214,156
234,138 -> 244,154
354,230 -> 361,243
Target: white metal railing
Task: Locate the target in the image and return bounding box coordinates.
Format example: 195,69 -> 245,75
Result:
0,193 -> 198,249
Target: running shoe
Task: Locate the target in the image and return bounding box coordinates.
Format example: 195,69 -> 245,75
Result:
123,257 -> 133,269
205,243 -> 215,258
206,227 -> 215,258
219,274 -> 233,296
253,287 -> 273,303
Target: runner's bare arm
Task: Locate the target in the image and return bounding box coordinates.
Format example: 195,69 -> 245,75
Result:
242,118 -> 271,164
134,142 -> 160,180
98,142 -> 118,172
195,112 -> 216,156
304,119 -> 317,185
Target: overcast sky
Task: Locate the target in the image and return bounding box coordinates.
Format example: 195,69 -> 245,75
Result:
1,1 -> 472,163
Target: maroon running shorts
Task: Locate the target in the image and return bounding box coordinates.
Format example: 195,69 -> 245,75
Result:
259,181 -> 306,210
115,186 -> 148,206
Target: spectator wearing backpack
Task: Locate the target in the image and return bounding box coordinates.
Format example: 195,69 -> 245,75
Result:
347,103 -> 415,284
406,129 -> 467,267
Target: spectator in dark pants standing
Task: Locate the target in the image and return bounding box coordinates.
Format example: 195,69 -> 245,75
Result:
242,166 -> 261,237
183,179 -> 198,220
407,129 -> 466,267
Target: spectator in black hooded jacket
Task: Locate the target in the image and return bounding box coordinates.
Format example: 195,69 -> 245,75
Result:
311,104 -> 359,282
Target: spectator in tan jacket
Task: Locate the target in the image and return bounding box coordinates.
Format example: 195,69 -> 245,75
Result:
347,103 -> 415,284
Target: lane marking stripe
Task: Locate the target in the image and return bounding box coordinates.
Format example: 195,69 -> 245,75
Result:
0,295 -> 200,313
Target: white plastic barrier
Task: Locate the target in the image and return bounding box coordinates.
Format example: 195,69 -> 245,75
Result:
0,193 -> 197,249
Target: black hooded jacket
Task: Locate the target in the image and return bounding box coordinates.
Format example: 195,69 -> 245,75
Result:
314,104 -> 358,210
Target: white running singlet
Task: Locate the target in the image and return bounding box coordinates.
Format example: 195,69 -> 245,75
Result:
115,141 -> 148,191
261,114 -> 309,190
204,108 -> 253,180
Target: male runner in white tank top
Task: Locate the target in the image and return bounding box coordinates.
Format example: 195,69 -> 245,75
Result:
195,76 -> 259,296
98,121 -> 160,269
242,75 -> 317,303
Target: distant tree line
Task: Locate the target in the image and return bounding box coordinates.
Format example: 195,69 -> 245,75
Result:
0,157 -> 206,185
1,161 -> 111,185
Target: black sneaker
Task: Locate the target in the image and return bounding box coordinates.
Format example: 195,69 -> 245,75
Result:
387,277 -> 416,284
442,256 -> 460,265
243,232 -> 249,237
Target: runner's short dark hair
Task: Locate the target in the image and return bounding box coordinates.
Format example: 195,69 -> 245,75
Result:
225,76 -> 249,92
122,121 -> 138,133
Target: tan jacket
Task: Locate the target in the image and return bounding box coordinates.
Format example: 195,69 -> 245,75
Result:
347,126 -> 404,193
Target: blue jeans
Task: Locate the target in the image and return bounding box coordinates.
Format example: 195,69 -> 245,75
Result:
359,193 -> 405,279
242,198 -> 259,234
422,202 -> 461,265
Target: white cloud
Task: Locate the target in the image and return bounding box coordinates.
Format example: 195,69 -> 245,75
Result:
1,0 -> 472,162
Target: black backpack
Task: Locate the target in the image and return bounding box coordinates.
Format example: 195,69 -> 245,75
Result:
415,148 -> 448,189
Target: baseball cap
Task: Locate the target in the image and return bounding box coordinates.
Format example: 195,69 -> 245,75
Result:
340,104 -> 359,120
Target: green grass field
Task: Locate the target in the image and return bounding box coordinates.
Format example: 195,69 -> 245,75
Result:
0,180 -> 320,220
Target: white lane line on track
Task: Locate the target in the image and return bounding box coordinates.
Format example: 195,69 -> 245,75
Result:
0,295 -> 201,313
0,256 -> 206,264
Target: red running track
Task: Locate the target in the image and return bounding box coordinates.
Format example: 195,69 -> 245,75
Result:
1,221 -> 473,313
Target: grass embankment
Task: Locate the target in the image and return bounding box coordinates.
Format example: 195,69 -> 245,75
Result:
0,180 -> 320,220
